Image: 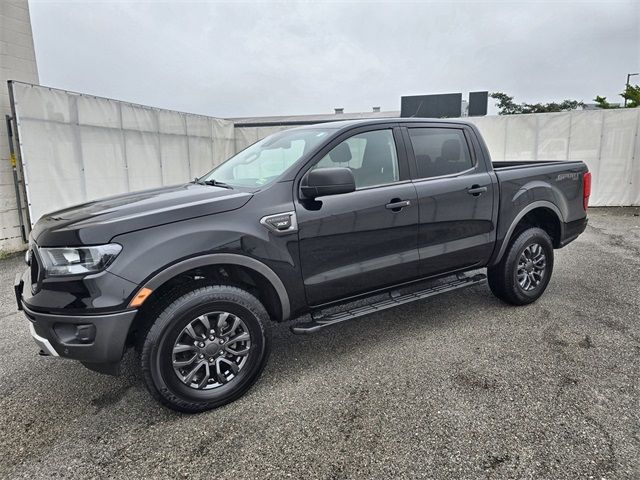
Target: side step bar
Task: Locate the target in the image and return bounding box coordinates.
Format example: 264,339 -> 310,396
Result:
291,273 -> 487,334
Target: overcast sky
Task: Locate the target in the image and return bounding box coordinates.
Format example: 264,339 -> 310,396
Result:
29,0 -> 639,118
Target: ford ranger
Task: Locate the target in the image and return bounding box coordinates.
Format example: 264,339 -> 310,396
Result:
15,119 -> 590,412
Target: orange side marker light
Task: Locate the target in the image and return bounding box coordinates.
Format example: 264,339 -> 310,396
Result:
129,287 -> 152,308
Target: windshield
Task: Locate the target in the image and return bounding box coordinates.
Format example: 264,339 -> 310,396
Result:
200,128 -> 333,188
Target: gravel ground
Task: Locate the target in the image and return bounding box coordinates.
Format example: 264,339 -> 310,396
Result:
0,207 -> 638,480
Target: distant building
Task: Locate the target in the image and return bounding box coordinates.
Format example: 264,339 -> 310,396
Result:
581,103 -> 622,110
232,91 -> 488,128
1,0 -> 39,251
400,91 -> 488,118
230,107 -> 400,127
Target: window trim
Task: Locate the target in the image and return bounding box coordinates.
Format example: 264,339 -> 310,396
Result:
349,178 -> 413,192
403,125 -> 478,182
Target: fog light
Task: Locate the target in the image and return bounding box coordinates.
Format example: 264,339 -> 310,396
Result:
75,324 -> 96,344
53,323 -> 96,345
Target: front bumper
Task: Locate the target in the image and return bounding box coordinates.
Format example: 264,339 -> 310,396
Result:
15,271 -> 137,370
28,321 -> 59,357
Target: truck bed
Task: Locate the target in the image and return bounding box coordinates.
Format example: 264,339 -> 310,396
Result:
491,158 -> 589,255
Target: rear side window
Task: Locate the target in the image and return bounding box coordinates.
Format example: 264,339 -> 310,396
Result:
408,128 -> 473,179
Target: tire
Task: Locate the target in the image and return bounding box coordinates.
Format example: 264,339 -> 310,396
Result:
140,284 -> 271,413
488,227 -> 554,306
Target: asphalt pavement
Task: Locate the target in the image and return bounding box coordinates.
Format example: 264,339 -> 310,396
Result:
0,207 -> 638,479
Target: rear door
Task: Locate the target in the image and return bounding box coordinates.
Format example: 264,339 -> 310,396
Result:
295,126 -> 420,306
402,124 -> 496,276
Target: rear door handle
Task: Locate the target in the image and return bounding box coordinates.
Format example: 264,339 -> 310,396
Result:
385,199 -> 411,211
467,185 -> 488,196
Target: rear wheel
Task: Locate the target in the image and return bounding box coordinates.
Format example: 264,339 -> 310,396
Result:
488,227 -> 554,305
140,284 -> 271,413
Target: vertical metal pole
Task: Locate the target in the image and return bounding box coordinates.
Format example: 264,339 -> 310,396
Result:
625,73 -> 640,108
5,115 -> 27,242
8,81 -> 34,235
625,74 -> 630,108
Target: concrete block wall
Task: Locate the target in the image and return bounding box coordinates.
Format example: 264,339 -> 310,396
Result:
0,0 -> 39,252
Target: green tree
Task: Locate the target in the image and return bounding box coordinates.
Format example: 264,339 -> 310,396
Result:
490,92 -> 523,115
490,92 -> 583,115
621,84 -> 640,108
593,84 -> 640,109
593,95 -> 616,109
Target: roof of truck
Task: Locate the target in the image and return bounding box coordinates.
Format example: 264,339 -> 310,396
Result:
293,117 -> 474,131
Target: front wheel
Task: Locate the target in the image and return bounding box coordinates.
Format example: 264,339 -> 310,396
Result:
488,227 -> 554,306
140,284 -> 271,413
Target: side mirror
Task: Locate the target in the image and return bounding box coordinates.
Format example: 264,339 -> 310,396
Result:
301,167 -> 356,199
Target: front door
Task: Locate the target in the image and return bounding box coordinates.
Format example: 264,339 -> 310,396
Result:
295,127 -> 419,306
403,125 -> 496,277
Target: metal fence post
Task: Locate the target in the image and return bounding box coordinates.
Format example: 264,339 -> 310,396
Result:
5,114 -> 26,242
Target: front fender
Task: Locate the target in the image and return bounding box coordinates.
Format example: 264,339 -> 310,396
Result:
108,211 -> 303,320
138,253 -> 291,320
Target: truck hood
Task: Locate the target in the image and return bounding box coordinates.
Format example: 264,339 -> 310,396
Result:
31,184 -> 253,246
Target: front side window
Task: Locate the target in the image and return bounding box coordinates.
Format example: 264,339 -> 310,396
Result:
201,128 -> 332,187
312,129 -> 399,189
408,128 -> 473,179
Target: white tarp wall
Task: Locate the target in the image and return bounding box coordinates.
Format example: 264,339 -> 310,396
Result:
467,109 -> 640,206
234,125 -> 290,152
236,109 -> 640,206
7,80 -> 640,240
10,82 -> 235,227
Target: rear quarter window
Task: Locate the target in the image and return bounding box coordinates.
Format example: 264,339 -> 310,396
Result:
408,128 -> 473,179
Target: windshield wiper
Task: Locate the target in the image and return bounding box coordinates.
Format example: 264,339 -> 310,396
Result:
200,178 -> 234,189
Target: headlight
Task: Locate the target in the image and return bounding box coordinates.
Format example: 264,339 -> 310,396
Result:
39,244 -> 122,276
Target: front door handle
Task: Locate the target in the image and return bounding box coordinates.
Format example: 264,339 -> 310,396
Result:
467,185 -> 488,196
385,199 -> 411,211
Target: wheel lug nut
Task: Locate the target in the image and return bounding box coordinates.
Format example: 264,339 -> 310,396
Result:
199,342 -> 205,348
209,357 -> 214,363
198,354 -> 204,359
219,339 -> 225,344
209,335 -> 215,340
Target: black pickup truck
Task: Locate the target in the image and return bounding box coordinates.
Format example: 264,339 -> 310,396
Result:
15,118 -> 590,412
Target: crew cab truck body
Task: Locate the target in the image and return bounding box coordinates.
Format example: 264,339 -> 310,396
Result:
15,119 -> 590,412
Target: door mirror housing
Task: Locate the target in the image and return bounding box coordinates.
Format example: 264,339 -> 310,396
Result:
301,167 -> 356,199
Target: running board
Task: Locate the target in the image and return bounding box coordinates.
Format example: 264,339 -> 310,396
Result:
291,273 -> 487,334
